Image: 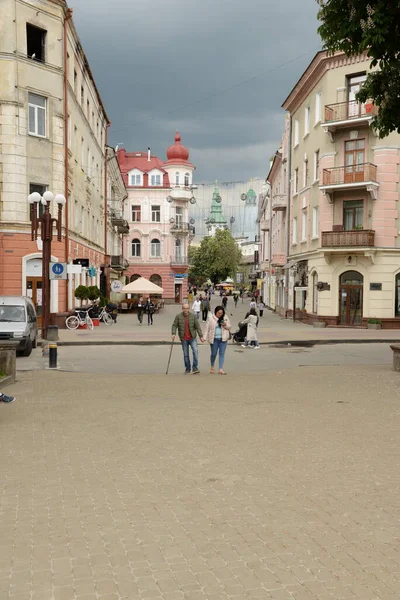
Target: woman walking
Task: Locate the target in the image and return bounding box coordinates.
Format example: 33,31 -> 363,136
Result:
145,298 -> 155,325
192,296 -> 201,320
257,298 -> 265,317
240,308 -> 260,349
204,305 -> 232,375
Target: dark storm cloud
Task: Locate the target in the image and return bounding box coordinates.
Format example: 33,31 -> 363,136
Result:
71,0 -> 321,182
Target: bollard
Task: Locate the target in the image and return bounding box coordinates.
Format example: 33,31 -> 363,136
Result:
49,343 -> 58,369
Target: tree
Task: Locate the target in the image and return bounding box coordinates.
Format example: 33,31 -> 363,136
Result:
317,0 -> 400,137
189,229 -> 242,285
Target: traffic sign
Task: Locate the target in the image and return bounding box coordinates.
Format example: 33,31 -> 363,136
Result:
50,262 -> 67,280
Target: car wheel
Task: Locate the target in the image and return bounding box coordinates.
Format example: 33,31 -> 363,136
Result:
21,338 -> 32,357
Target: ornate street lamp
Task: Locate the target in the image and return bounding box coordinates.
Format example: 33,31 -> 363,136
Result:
28,191 -> 66,339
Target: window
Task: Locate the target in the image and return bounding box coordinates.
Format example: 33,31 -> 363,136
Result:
131,238 -> 141,257
301,210 -> 307,241
304,107 -> 310,136
129,173 -> 142,186
80,86 -> 84,106
67,114 -> 71,149
151,205 -> 161,222
87,99 -> 90,119
312,272 -> 318,314
28,93 -> 46,137
292,217 -> 297,244
314,150 -> 320,181
175,238 -> 182,259
30,183 -> 47,217
74,70 -> 78,94
26,23 -> 46,62
347,73 -> 367,117
175,207 -> 183,226
294,168 -> 299,194
151,238 -> 161,258
294,120 -> 299,146
81,137 -> 85,170
175,172 -> 180,185
315,93 -> 321,123
131,205 -> 141,222
304,159 -> 309,187
312,206 -> 319,238
87,148 -> 90,176
343,200 -> 364,231
150,174 -> 161,186
97,121 -> 99,139
184,172 -> 190,186
395,274 -> 400,317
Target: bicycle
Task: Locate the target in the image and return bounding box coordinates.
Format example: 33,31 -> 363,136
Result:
96,306 -> 113,325
65,308 -> 94,330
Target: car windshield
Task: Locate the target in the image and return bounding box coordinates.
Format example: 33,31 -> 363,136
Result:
0,305 -> 26,322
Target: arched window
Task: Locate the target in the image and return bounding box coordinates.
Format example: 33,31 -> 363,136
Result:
395,273 -> 400,317
149,274 -> 162,288
175,172 -> 180,185
312,272 -> 318,314
131,238 -> 141,257
150,238 -> 161,258
184,172 -> 190,186
130,273 -> 140,283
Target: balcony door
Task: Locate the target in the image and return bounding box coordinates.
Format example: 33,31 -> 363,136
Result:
344,139 -> 365,183
347,74 -> 366,118
175,207 -> 183,227
343,200 -> 364,231
339,270 -> 363,326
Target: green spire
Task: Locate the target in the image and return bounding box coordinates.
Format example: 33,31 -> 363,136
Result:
209,181 -> 227,224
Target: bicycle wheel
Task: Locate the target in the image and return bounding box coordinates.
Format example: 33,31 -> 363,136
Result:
66,315 -> 79,330
103,312 -> 113,325
86,315 -> 94,330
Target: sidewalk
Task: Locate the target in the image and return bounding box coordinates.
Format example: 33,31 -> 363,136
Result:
52,301 -> 400,346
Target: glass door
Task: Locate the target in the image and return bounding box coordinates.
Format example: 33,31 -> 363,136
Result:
26,277 -> 43,327
347,74 -> 366,117
344,140 -> 365,183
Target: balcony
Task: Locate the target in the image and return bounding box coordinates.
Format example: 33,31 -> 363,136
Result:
110,255 -> 128,270
322,101 -> 377,135
320,163 -> 379,201
260,218 -> 270,231
110,209 -> 125,226
170,222 -> 193,236
271,194 -> 287,211
168,186 -> 195,202
321,229 -> 375,248
170,255 -> 188,266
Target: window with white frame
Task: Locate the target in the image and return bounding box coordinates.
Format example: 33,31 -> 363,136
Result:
292,217 -> 297,244
294,168 -> 299,194
312,271 -> 318,313
294,119 -> 299,146
150,174 -> 161,186
175,172 -> 180,185
315,93 -> 322,123
314,150 -> 320,181
28,93 -> 46,137
301,210 -> 307,241
131,205 -> 141,222
312,206 -> 319,238
150,238 -> 161,257
151,205 -> 161,222
304,159 -> 309,188
131,238 -> 141,257
304,107 -> 310,136
129,171 -> 142,186
184,172 -> 190,186
175,207 -> 183,226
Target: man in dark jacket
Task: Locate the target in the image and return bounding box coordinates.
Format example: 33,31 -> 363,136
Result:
171,303 -> 204,374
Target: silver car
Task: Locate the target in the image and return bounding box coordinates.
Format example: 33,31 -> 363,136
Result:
0,296 -> 38,356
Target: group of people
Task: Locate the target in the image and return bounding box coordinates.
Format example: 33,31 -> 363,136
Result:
136,297 -> 156,325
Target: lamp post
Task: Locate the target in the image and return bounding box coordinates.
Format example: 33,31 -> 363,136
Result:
28,191 -> 66,339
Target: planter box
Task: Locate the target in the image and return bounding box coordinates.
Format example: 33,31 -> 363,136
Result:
92,318 -> 100,327
78,324 -> 88,330
367,323 -> 381,330
365,103 -> 373,114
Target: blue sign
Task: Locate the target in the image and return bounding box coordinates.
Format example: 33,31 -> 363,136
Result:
52,263 -> 64,275
50,262 -> 67,280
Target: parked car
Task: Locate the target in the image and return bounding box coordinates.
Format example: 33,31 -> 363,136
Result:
0,296 -> 38,356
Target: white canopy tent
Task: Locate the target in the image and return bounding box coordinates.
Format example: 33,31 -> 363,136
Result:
121,277 -> 164,295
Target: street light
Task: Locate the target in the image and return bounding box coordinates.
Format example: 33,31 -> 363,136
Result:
28,190 -> 66,339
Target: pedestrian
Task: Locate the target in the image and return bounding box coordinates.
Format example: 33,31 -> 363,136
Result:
171,302 -> 205,374
201,296 -> 209,322
240,308 -> 260,349
145,298 -> 155,325
137,296 -> 144,324
192,296 -> 201,320
249,297 -> 257,310
204,305 -> 232,375
107,301 -> 118,323
233,293 -> 238,308
0,392 -> 16,403
222,294 -> 228,309
257,299 -> 265,317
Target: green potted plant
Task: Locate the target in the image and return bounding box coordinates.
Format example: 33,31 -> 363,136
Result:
87,286 -> 101,302
367,318 -> 382,330
74,285 -> 89,305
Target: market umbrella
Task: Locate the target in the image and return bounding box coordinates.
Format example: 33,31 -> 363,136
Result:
121,277 -> 164,294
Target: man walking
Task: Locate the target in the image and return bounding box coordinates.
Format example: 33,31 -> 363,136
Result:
192,296 -> 201,320
137,296 -> 144,324
201,295 -> 209,322
172,303 -> 204,374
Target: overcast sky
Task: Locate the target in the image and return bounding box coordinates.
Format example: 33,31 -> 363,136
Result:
71,0 -> 321,183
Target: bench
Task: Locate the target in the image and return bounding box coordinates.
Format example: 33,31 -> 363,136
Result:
390,345 -> 400,372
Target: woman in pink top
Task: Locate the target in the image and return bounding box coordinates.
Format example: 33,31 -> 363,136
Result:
204,305 -> 232,375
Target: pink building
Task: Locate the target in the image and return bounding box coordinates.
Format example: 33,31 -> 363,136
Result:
117,133 -> 196,303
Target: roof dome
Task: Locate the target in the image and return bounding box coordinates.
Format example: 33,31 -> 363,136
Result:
166,131 -> 190,162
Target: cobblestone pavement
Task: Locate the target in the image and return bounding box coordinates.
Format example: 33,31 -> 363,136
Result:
1,365 -> 400,599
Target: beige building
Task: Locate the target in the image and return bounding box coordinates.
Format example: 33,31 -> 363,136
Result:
0,0 -> 117,321
279,51 -> 400,328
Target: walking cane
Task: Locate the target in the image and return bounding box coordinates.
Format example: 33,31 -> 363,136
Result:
166,339 -> 174,375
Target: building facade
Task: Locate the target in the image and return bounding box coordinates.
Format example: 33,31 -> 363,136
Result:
0,0 -> 117,318
117,133 -> 196,303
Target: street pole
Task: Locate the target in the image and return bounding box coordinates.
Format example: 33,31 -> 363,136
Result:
284,117 -> 293,317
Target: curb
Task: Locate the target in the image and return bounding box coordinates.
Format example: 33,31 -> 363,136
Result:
39,338 -> 400,348
0,375 -> 13,390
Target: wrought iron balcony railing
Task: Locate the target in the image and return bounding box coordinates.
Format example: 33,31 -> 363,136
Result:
322,163 -> 377,187
324,100 -> 377,123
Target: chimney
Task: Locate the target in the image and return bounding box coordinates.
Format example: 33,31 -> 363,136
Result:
147,147 -> 151,162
